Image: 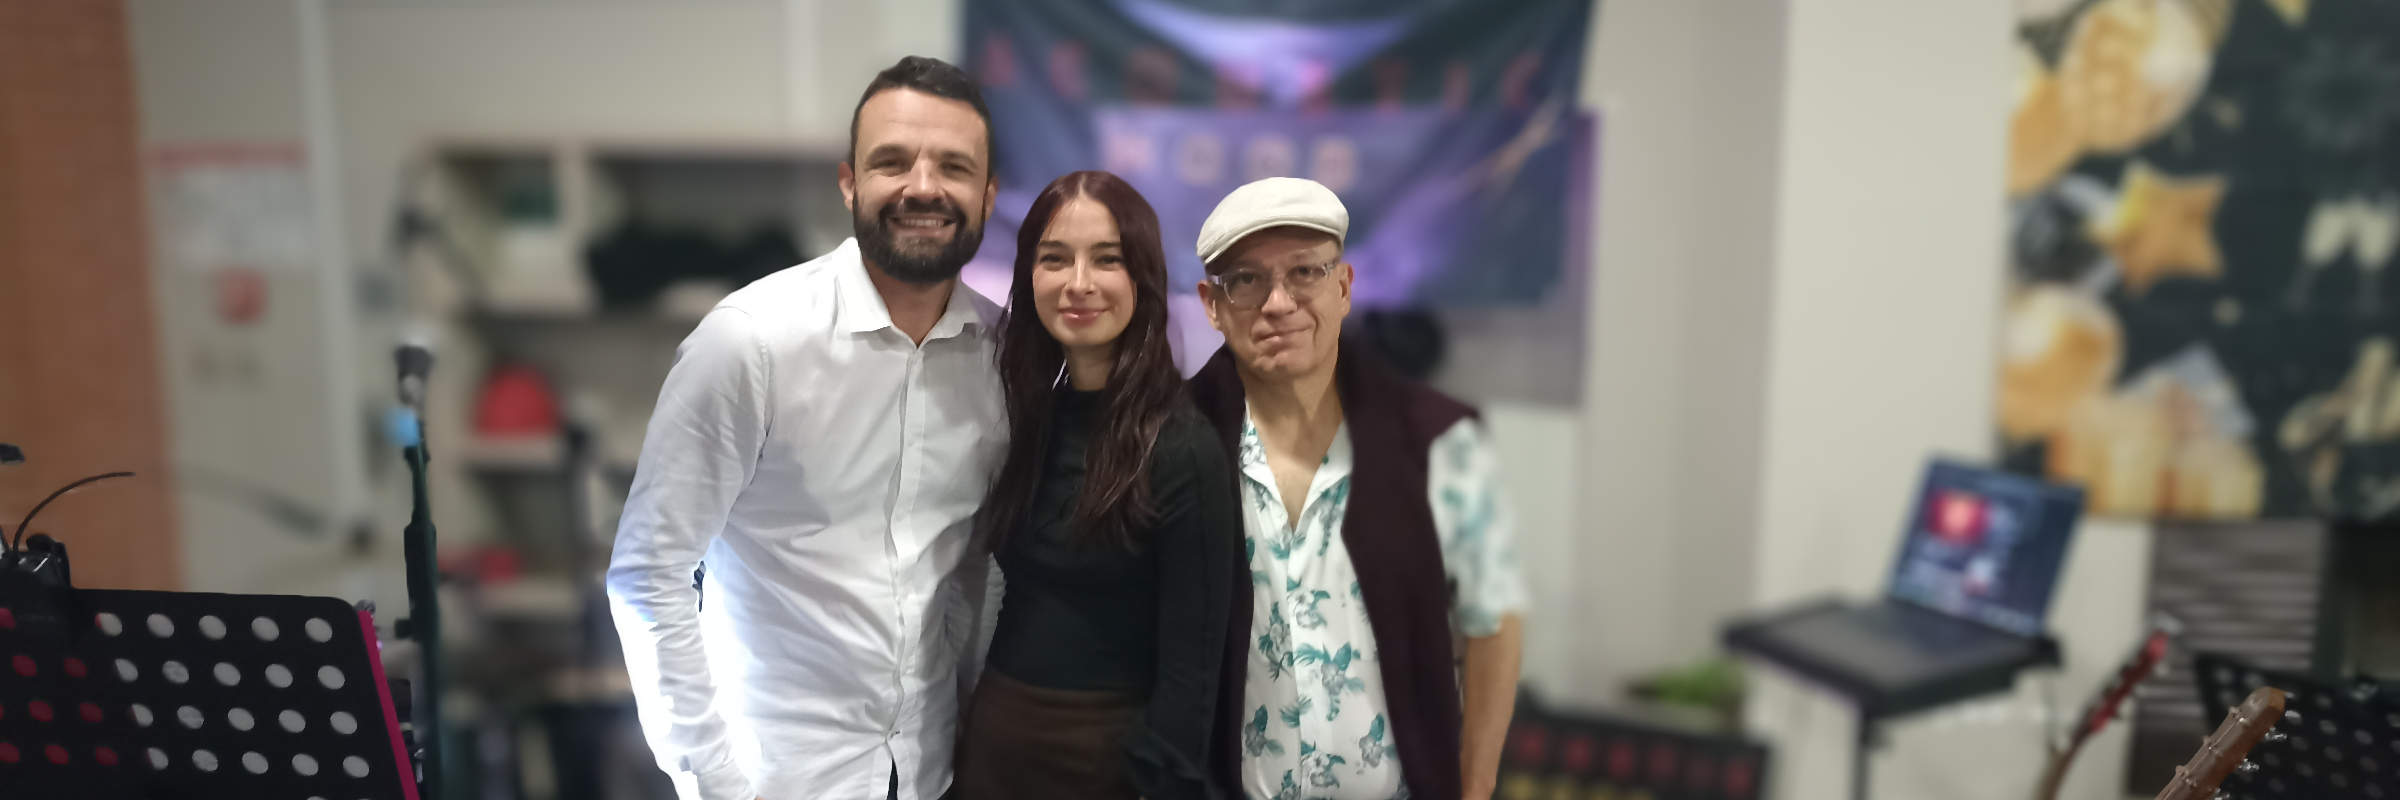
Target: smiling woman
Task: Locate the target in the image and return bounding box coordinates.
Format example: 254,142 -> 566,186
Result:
958,170 -> 1242,800
1033,197 -> 1139,389
980,170 -> 1185,553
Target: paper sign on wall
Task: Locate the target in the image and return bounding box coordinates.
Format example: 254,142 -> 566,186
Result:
151,142 -> 315,276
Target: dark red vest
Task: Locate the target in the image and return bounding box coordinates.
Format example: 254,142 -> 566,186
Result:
1189,340 -> 1475,800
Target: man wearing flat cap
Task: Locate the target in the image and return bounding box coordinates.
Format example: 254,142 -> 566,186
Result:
1188,177 -> 1527,800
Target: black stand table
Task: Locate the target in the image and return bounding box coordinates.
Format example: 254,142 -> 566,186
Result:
1724,599 -> 2061,800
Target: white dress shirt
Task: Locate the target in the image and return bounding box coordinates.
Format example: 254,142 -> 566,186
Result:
607,238 -> 1006,800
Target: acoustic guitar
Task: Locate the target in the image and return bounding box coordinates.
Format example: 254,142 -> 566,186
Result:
2151,686 -> 2288,800
2029,621 -> 2176,800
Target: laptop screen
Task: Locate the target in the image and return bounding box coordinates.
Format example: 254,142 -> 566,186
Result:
1885,460 -> 2084,637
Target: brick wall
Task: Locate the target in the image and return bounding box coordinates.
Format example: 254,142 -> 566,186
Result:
0,0 -> 180,589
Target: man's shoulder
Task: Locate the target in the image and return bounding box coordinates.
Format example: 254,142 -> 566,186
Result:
1345,351 -> 1478,442
706,242 -> 859,344
718,247 -> 849,313
956,280 -> 1005,335
1184,346 -> 1242,424
1390,376 -> 1477,429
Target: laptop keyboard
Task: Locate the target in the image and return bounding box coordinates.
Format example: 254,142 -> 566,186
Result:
1853,604 -> 1995,651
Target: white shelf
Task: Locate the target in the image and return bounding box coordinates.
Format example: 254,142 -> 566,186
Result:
413,133 -> 834,561
456,436 -> 565,472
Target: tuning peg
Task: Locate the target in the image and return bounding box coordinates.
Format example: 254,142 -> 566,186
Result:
2236,760 -> 2260,775
2285,710 -> 2303,725
2212,790 -> 2230,800
2263,730 -> 2289,743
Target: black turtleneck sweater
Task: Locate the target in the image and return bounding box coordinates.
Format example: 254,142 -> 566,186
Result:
985,387 -> 1239,800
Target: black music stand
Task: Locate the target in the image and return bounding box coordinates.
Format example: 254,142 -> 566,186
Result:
2194,652 -> 2400,800
0,588 -> 418,800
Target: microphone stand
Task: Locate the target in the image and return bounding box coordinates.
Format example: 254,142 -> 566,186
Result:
396,344 -> 447,799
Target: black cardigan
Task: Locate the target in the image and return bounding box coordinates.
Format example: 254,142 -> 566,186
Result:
985,390 -> 1241,800
1188,340 -> 1475,800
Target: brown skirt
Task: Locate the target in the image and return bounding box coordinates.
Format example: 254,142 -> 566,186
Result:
954,669 -> 1142,800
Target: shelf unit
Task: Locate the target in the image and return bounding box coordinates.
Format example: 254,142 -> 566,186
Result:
401,134 -> 852,698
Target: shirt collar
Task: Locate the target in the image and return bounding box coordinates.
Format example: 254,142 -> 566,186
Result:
1237,405 -> 1352,500
926,274 -> 991,341
833,237 -> 990,340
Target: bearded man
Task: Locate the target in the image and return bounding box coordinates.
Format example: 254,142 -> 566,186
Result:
608,56 -> 1006,800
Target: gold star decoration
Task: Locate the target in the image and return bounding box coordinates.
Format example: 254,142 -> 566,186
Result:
2265,0 -> 2310,26
2188,0 -> 2234,44
2056,0 -> 2215,153
2092,162 -> 2227,295
2010,49 -> 2082,195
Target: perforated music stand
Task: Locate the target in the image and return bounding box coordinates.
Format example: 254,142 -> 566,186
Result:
0,589 -> 418,800
2193,652 -> 2400,800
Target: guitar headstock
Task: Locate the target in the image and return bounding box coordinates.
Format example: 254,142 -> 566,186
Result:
2155,687 -> 2287,800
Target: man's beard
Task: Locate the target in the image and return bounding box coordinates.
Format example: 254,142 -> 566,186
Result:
854,196 -> 984,285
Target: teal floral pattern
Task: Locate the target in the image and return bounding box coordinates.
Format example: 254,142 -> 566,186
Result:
1271,772 -> 1303,800
1250,539 -> 1270,588
1279,696 -> 1313,729
1301,740 -> 1347,789
1295,644 -> 1366,720
1357,715 -> 1396,770
1258,601 -> 1293,680
1245,707 -> 1285,757
1234,412 -> 1526,800
1291,588 -> 1333,629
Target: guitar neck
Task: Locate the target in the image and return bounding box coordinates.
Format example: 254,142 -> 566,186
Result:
2028,626 -> 2173,800
2028,745 -> 2078,800
2152,687 -> 2285,800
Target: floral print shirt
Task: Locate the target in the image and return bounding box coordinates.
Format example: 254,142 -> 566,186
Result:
1235,410 -> 1527,800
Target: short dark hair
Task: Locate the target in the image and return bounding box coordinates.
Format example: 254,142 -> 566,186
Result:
848,56 -> 997,178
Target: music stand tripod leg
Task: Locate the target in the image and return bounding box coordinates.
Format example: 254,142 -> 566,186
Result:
1853,712 -> 1879,800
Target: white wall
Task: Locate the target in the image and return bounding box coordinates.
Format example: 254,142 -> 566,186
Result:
129,0 -> 383,602
1556,0 -> 1793,710
1737,2 -> 2155,799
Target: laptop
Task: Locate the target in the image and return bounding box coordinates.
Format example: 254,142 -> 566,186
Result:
1725,459 -> 2085,717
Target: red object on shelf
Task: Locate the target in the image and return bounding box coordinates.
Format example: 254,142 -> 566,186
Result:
474,363 -> 561,438
440,546 -> 525,586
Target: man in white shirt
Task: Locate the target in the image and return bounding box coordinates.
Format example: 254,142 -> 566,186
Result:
607,56 -> 1005,800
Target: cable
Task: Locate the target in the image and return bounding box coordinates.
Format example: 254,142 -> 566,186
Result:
9,471 -> 136,554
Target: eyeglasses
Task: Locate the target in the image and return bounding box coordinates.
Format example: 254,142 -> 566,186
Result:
1206,261 -> 1341,310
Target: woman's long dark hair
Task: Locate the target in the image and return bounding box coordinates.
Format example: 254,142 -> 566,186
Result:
975,170 -> 1184,553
